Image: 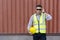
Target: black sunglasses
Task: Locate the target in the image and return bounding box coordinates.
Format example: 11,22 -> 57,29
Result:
36,9 -> 42,10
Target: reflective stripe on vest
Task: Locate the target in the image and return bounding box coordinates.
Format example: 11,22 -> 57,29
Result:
33,13 -> 46,33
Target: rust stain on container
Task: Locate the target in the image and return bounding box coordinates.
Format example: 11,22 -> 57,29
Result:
0,0 -> 60,34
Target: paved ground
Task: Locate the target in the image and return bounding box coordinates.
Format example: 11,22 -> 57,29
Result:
0,35 -> 60,40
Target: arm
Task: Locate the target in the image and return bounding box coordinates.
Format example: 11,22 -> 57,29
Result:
45,13 -> 52,20
27,15 -> 33,31
42,9 -> 52,20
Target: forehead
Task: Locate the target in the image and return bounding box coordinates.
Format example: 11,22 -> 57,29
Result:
36,7 -> 42,9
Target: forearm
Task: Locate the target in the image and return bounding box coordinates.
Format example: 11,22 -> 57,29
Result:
27,15 -> 33,31
45,13 -> 52,20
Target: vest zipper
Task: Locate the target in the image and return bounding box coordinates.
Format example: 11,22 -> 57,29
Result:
38,20 -> 40,33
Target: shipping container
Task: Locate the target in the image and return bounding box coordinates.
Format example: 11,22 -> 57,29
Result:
0,0 -> 60,34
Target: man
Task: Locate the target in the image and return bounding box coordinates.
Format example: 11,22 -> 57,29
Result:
27,5 -> 52,40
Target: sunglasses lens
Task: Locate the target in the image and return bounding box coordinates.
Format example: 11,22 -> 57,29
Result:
37,9 -> 42,10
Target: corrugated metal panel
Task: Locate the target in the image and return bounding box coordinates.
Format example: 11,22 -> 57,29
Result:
0,0 -> 3,33
0,0 -> 60,34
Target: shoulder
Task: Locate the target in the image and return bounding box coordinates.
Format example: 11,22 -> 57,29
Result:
31,13 -> 36,17
29,13 -> 36,20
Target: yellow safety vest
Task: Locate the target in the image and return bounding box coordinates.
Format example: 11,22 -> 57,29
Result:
33,13 -> 46,33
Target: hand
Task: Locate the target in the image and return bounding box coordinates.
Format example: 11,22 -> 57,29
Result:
28,30 -> 32,35
42,9 -> 45,12
42,9 -> 49,16
29,32 -> 32,35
